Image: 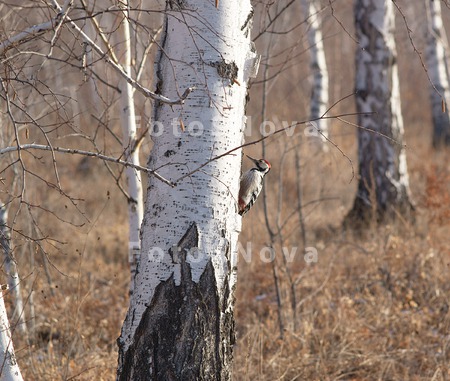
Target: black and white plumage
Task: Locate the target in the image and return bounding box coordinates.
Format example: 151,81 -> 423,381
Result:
238,155 -> 271,216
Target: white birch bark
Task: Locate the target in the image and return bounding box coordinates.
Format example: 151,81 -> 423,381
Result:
301,0 -> 329,143
0,205 -> 24,381
348,0 -> 413,223
0,205 -> 26,336
0,287 -> 23,381
425,0 -> 450,147
117,3 -> 144,295
117,0 -> 258,379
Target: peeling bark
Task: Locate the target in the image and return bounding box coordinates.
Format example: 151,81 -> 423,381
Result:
346,0 -> 414,226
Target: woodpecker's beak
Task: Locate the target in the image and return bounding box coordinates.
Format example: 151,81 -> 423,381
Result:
245,155 -> 258,164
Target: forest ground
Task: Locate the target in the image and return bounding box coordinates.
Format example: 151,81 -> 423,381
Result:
8,118 -> 450,380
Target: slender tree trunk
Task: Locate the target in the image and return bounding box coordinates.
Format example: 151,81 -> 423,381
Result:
79,1 -> 144,293
0,287 -> 23,381
118,2 -> 144,295
425,0 -> 450,147
0,204 -> 26,335
0,207 -> 24,381
116,1 -> 258,379
346,0 -> 414,225
301,0 -> 329,142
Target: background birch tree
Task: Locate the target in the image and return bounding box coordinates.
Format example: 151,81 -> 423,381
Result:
0,203 -> 26,335
0,205 -> 24,381
425,0 -> 450,147
0,286 -> 23,381
0,0 -> 166,297
345,0 -> 414,225
301,0 -> 330,143
114,2 -> 144,294
116,0 -> 258,378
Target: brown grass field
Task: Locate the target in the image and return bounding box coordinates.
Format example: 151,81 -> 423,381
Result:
2,1 -> 450,380
8,108 -> 450,380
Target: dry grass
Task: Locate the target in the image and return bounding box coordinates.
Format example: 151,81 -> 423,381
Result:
234,225 -> 450,380
6,130 -> 450,380
232,138 -> 450,380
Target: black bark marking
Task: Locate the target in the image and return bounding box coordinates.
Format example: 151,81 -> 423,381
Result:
167,0 -> 186,10
117,223 -> 230,381
211,60 -> 238,84
241,9 -> 254,35
164,149 -> 176,157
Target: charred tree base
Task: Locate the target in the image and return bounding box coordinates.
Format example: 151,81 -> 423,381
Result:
432,131 -> 450,149
117,223 -> 235,381
343,197 -> 415,231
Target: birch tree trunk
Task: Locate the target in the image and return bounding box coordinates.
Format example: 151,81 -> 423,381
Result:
0,204 -> 26,335
425,0 -> 450,147
0,207 -> 24,381
346,0 -> 414,225
0,287 -> 23,381
116,1 -> 258,379
117,3 -> 144,295
301,0 -> 329,142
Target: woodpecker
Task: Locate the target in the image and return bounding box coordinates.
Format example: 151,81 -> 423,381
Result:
238,155 -> 271,216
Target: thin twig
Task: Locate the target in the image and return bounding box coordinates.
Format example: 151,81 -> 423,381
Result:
0,0 -> 74,54
0,144 -> 175,187
1,0 -> 195,105
173,111 -> 366,184
392,0 -> 444,103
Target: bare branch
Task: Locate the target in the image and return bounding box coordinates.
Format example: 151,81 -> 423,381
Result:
392,0 -> 444,103
135,27 -> 162,85
328,0 -> 358,44
79,0 -> 120,65
173,111 -> 365,185
50,0 -> 194,104
0,1 -> 195,105
0,0 -> 73,55
0,144 -> 175,187
253,0 -> 296,42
